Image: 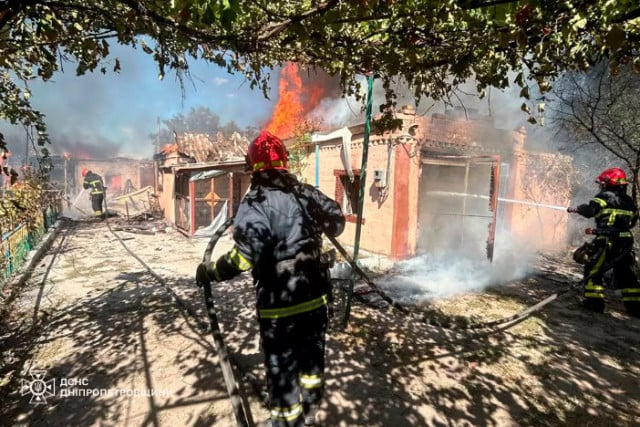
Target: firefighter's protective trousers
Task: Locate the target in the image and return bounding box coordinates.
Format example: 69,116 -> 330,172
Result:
260,306 -> 328,427
583,234 -> 640,314
90,194 -> 104,217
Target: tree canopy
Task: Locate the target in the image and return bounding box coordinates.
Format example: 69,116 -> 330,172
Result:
551,60 -> 640,197
1,0 -> 638,155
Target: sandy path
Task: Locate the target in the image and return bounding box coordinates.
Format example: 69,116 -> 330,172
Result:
2,218 -> 640,426
3,219 -> 267,426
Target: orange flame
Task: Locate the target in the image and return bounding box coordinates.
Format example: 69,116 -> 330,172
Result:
161,143 -> 179,154
109,175 -> 122,191
266,63 -> 327,139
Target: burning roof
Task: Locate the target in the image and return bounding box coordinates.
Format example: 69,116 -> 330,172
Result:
160,131 -> 249,163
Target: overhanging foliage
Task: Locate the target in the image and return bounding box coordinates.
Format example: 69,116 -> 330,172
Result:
1,0 -> 638,152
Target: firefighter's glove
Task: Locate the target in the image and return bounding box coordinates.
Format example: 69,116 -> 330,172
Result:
567,207 -> 578,213
196,262 -> 217,287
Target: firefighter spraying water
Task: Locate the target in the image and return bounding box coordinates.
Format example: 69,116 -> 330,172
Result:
81,167 -> 106,220
567,167 -> 640,317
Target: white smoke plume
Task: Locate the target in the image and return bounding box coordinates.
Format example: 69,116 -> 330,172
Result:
378,228 -> 534,304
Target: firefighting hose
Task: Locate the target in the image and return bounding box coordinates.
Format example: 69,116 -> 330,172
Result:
201,214 -> 579,334
97,189 -> 630,424
200,216 -> 254,427
327,227 -> 636,331
200,216 -> 615,339
102,194 -> 255,427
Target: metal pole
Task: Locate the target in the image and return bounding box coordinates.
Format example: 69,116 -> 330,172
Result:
315,141 -> 320,188
64,157 -> 69,208
342,75 -> 374,329
460,161 -> 470,248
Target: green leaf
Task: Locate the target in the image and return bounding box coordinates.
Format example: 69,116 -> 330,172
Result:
572,17 -> 587,31
514,71 -> 524,86
539,81 -> 551,92
516,30 -> 528,48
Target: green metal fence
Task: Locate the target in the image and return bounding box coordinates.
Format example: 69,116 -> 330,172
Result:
1,205 -> 58,289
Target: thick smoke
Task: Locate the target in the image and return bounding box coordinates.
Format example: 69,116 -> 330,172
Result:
1,45 -> 274,160
49,133 -> 123,160
317,76 -> 585,302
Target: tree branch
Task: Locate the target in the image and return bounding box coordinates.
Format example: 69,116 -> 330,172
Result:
614,7 -> 640,23
457,0 -> 523,10
256,0 -> 340,41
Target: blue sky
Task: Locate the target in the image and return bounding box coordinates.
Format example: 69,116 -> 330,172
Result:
4,44 -> 278,159
1,42 -> 541,161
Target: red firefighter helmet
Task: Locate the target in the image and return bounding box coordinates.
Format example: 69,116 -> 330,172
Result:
247,131 -> 288,172
81,167 -> 89,177
595,167 -> 627,187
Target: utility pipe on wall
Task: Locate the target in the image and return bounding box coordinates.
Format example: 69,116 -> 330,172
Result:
311,127 -> 354,185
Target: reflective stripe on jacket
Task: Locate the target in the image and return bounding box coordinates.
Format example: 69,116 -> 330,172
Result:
83,171 -> 104,195
577,188 -> 638,233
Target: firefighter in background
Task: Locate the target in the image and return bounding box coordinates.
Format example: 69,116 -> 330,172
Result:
568,167 -> 640,317
196,131 -> 345,427
81,167 -> 105,219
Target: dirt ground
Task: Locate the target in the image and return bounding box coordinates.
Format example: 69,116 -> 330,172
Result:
1,218 -> 640,427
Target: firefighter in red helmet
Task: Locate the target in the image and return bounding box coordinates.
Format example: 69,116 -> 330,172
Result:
196,130 -> 345,426
568,167 -> 640,317
81,167 -> 105,219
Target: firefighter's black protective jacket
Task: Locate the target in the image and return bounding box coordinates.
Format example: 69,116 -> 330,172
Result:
82,171 -> 104,195
209,169 -> 345,318
576,187 -> 638,233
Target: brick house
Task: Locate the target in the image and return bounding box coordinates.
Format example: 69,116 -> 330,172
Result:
297,106 -> 573,260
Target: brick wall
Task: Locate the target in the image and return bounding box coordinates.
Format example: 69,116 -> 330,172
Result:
300,136 -> 400,256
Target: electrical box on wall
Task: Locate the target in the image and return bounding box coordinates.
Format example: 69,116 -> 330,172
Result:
373,170 -> 386,188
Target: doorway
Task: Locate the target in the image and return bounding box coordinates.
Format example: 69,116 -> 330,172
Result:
417,154 -> 501,261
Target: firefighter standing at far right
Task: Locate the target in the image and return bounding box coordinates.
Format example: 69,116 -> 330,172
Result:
82,167 -> 105,219
568,167 -> 640,317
